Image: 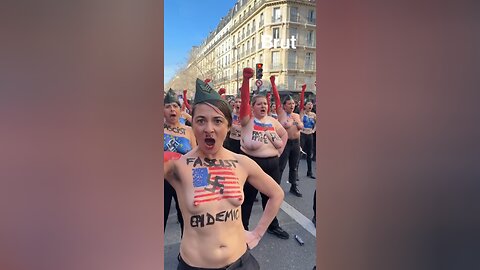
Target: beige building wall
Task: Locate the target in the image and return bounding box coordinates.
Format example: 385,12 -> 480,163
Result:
176,0 -> 316,97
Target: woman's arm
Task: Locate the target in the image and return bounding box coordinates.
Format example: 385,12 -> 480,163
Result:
183,89 -> 191,112
181,110 -> 192,123
266,92 -> 271,115
299,84 -> 306,118
293,113 -> 304,130
240,68 -> 254,126
270,76 -> 286,120
240,156 -> 284,248
164,151 -> 180,182
273,120 -> 288,155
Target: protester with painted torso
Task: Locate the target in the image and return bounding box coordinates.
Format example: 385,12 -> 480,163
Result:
271,77 -> 304,197
226,95 -> 242,154
299,85 -> 316,179
164,79 -> 284,270
238,68 -> 290,240
164,89 -> 197,236
269,103 -> 278,119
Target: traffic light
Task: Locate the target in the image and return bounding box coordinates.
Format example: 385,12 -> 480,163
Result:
255,63 -> 263,79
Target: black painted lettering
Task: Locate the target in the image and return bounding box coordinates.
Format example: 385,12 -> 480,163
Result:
206,213 -> 215,225
223,160 -> 232,168
164,124 -> 186,135
186,158 -> 196,166
216,211 -> 226,222
229,160 -> 239,168
204,158 -> 216,167
193,157 -> 203,167
225,209 -> 233,221
191,209 -> 240,228
190,214 -> 205,228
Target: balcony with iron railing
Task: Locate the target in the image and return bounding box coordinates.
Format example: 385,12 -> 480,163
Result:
304,63 -> 315,71
295,39 -> 316,48
290,14 -> 300,22
271,15 -> 282,24
271,63 -> 283,71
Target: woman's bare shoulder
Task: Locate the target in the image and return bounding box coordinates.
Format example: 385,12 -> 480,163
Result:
231,153 -> 256,169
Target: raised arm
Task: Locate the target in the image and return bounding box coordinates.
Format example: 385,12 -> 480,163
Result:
241,155 -> 284,248
270,76 -> 286,121
183,89 -> 191,112
240,68 -> 254,126
299,84 -> 306,116
266,91 -> 271,115
270,76 -> 282,114
181,109 -> 192,123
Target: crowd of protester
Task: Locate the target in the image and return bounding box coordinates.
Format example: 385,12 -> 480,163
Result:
164,68 -> 316,269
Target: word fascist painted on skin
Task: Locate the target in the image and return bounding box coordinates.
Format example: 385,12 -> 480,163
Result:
186,157 -> 239,168
164,124 -> 186,135
190,208 -> 240,228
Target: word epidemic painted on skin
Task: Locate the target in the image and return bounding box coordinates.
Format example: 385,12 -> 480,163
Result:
190,208 -> 240,228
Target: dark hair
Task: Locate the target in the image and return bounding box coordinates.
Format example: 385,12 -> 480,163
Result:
191,99 -> 232,128
282,96 -> 294,105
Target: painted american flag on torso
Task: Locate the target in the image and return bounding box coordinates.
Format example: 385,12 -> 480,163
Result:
192,167 -> 242,206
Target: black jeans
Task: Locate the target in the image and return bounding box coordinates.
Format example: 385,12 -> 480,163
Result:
164,180 -> 184,237
240,151 -> 281,230
300,133 -> 314,174
312,131 -> 316,160
279,139 -> 300,186
178,249 -> 260,270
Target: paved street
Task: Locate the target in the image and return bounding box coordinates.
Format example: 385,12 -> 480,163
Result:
164,158 -> 317,270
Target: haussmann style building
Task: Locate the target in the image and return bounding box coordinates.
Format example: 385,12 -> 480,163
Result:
170,0 -> 316,99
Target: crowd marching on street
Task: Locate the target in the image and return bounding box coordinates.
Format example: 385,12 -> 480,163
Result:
164,68 -> 316,270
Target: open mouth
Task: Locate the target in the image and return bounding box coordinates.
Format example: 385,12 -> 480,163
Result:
205,138 -> 216,147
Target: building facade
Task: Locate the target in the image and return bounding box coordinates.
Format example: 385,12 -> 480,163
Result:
170,0 -> 316,97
